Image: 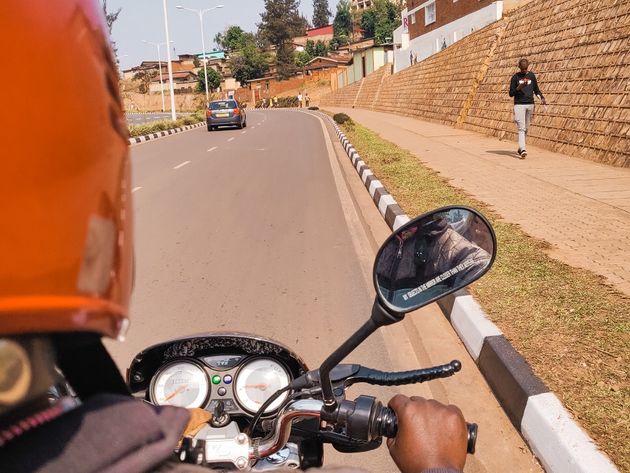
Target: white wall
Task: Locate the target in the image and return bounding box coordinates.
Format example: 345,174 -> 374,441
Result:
395,2 -> 503,73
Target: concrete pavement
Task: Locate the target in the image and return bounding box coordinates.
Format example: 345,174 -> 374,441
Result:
328,107 -> 630,297
106,110 -> 541,472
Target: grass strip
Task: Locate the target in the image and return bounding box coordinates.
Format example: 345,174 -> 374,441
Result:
338,119 -> 629,471
128,110 -> 206,138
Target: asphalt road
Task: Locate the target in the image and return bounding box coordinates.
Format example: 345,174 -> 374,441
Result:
106,110 -> 542,472
125,112 -> 182,125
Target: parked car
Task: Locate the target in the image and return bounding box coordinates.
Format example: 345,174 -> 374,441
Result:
206,99 -> 246,131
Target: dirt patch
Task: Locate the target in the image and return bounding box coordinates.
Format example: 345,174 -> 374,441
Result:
337,119 -> 630,471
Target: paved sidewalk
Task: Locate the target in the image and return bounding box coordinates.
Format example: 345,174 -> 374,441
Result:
328,107 -> 630,297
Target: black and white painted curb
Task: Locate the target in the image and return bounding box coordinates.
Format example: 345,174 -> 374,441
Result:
128,122 -> 204,146
312,110 -> 617,473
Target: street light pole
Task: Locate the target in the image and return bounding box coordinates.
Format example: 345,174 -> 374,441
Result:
142,40 -> 172,112
198,10 -> 209,103
162,0 -> 177,121
176,4 -> 224,104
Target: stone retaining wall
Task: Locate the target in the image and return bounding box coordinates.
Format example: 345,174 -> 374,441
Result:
321,0 -> 629,167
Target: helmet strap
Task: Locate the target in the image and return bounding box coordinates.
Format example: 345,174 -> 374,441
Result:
53,334 -> 130,400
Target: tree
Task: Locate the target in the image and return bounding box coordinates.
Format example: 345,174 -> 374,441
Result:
259,0 -> 306,46
312,0 -> 331,28
295,50 -> 312,67
276,43 -> 297,79
258,0 -> 307,79
372,0 -> 401,44
133,69 -> 157,94
214,26 -> 256,52
314,40 -> 329,57
333,0 -> 353,41
229,43 -> 270,84
197,66 -> 222,93
305,39 -> 328,58
100,0 -> 121,59
360,9 -> 377,38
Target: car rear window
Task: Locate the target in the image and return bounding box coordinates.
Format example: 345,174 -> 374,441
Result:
210,100 -> 238,110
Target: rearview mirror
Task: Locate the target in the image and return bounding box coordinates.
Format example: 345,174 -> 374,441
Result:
373,206 -> 496,314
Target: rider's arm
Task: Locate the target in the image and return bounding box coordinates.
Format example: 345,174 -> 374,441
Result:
387,395 -> 467,473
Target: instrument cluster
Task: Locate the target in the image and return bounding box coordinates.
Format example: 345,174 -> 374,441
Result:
149,355 -> 292,416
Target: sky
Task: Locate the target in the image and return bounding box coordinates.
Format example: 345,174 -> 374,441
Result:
109,0 -> 340,71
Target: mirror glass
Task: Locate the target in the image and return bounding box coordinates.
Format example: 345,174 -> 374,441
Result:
374,207 -> 495,313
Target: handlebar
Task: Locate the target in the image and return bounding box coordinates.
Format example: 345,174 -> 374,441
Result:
250,398 -> 478,460
374,407 -> 478,454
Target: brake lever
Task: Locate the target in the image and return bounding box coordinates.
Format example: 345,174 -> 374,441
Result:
344,360 -> 462,388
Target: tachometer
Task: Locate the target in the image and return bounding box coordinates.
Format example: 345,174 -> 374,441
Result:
235,358 -> 290,413
150,361 -> 209,408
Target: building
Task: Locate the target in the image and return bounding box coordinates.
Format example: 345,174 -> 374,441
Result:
304,55 -> 353,73
351,0 -> 404,11
334,44 -> 393,90
293,25 -> 335,49
149,70 -> 198,94
393,0 -> 532,72
122,59 -> 193,80
335,38 -> 376,55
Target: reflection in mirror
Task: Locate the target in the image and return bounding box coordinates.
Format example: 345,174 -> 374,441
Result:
374,207 -> 495,313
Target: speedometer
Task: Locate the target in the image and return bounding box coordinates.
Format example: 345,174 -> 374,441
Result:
235,358 -> 290,413
150,361 -> 209,408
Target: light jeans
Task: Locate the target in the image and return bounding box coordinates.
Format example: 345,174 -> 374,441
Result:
514,104 -> 534,151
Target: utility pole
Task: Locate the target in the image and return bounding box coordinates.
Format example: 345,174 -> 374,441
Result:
162,0 -> 177,120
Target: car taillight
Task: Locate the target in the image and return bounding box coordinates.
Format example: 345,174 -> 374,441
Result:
233,108 -> 240,116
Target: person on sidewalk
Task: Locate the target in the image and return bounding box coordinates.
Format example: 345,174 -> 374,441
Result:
509,58 -> 546,159
305,93 -> 311,108
297,92 -> 303,108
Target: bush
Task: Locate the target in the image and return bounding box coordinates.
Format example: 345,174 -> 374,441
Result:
128,110 -> 206,138
255,96 -> 300,109
333,113 -> 352,125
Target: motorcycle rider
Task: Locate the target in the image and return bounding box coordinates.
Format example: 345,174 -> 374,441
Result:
0,1 -> 469,472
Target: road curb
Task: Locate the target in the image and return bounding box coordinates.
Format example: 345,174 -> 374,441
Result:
128,122 -> 205,146
312,110 -> 617,473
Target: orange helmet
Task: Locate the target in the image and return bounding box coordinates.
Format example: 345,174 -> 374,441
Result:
0,0 -> 132,339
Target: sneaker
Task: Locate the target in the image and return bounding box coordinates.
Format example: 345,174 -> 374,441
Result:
520,149 -> 527,159
517,148 -> 522,156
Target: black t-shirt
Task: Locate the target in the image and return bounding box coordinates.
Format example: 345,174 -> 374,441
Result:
509,71 -> 544,105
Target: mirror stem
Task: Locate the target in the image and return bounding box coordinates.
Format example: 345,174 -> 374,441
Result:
319,317 -> 379,416
319,300 -> 403,417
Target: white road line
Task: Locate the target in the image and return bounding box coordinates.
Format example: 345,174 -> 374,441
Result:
227,137 -> 235,142
241,131 -> 247,134
251,126 -> 256,129
132,186 -> 143,193
207,146 -> 218,152
173,160 -> 191,169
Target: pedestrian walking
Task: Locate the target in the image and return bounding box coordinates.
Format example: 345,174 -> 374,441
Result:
305,93 -> 310,108
509,58 -> 546,159
273,96 -> 278,108
297,92 -> 303,108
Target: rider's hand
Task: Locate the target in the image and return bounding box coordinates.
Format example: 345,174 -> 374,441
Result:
387,395 -> 468,473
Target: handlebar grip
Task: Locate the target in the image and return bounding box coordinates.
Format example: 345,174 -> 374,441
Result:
377,407 -> 477,455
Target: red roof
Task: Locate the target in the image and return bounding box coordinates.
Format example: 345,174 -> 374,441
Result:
307,25 -> 333,37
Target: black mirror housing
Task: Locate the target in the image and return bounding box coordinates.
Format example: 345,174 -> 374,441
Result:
373,206 -> 496,315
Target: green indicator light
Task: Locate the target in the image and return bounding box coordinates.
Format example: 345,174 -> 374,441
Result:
212,375 -> 221,385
